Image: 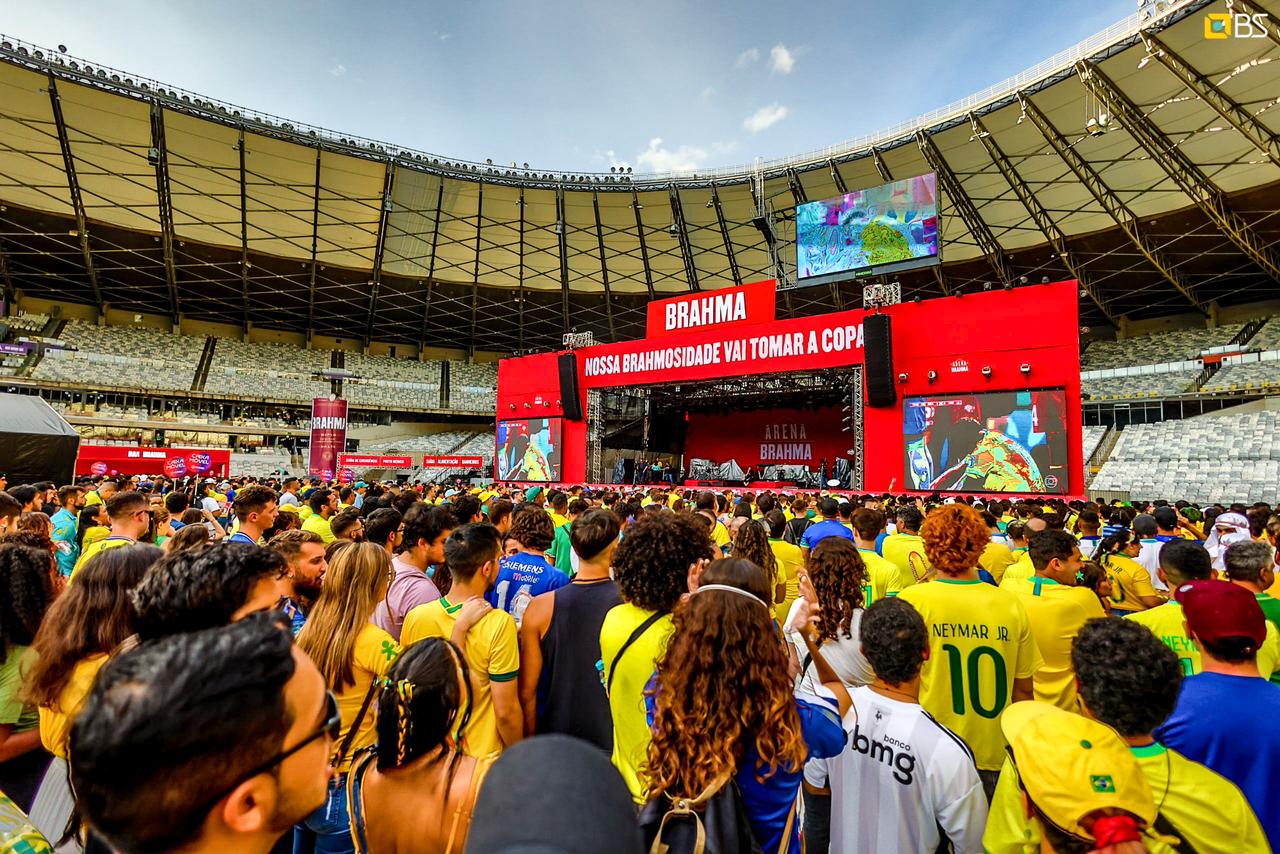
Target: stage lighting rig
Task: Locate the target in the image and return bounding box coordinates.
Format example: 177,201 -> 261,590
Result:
981,366 -> 993,379
927,370 -> 938,384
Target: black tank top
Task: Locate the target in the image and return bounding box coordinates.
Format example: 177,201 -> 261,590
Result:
536,577 -> 623,751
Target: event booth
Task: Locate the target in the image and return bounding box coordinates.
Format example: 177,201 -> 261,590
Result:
495,279 -> 1084,497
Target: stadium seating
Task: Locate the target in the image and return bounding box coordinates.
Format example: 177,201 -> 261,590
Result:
1082,425 -> 1107,463
1091,410 -> 1280,504
448,361 -> 498,411
1201,351 -> 1280,393
6,313 -> 48,334
363,430 -> 477,453
230,450 -> 297,478
1081,324 -> 1244,370
30,320 -> 202,392
1080,370 -> 1199,400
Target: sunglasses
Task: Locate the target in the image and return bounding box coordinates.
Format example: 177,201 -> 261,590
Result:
198,690 -> 340,815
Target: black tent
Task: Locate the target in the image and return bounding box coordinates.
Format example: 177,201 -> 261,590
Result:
0,393 -> 80,485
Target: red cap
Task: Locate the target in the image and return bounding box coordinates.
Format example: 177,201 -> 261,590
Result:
1174,580 -> 1266,648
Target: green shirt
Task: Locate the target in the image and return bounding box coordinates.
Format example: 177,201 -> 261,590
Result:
550,522 -> 573,577
1257,593 -> 1280,686
0,645 -> 38,733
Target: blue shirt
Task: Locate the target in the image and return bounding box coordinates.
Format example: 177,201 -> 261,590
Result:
50,508 -> 79,576
1156,672 -> 1280,851
226,531 -> 258,545
169,519 -> 186,531
487,553 -> 570,619
801,519 -> 853,551
874,531 -> 888,555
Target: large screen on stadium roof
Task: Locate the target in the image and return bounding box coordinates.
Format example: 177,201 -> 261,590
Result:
797,172 -> 939,281
496,417 -> 563,482
903,389 -> 1069,494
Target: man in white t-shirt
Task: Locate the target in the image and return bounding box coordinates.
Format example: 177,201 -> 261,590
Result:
806,597 -> 987,854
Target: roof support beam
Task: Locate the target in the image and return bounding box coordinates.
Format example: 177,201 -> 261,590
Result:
468,182 -> 483,355
968,111 -> 1116,325
0,240 -> 13,310
871,148 -> 893,183
364,160 -> 395,345
1017,90 -> 1207,313
669,186 -> 699,292
786,167 -> 808,207
1225,0 -> 1280,50
631,191 -> 656,300
749,179 -> 792,315
1140,31 -> 1280,170
710,184 -> 742,285
417,180 -> 446,348
517,189 -> 526,352
147,103 -> 181,325
915,129 -> 1014,287
46,74 -> 103,313
828,159 -> 848,194
591,192 -> 616,340
237,128 -> 251,332
556,186 -> 571,334
306,146 -> 321,338
1076,60 -> 1280,285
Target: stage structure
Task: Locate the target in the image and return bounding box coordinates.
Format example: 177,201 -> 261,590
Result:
496,279 -> 1085,496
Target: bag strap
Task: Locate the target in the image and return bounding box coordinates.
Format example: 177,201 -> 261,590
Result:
333,677 -> 381,769
776,790 -> 800,854
607,610 -> 668,693
648,772 -> 734,854
345,748 -> 377,854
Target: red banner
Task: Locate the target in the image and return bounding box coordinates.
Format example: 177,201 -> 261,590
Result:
75,445 -> 231,478
338,454 -> 414,469
685,406 -> 851,468
645,279 -> 777,339
309,398 -> 348,478
421,455 -> 485,468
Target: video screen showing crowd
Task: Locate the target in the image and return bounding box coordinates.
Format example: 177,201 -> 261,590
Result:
1,471 -> 1278,854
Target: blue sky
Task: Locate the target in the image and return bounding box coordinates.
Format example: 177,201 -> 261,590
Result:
5,0 -> 1135,173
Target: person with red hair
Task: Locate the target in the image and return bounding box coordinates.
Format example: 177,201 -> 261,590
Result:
897,503 -> 1042,800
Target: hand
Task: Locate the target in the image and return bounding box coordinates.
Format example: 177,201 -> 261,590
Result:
787,596 -> 821,641
798,571 -> 817,605
201,509 -> 214,520
455,596 -> 492,634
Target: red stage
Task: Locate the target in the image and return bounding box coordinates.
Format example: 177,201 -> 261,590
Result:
75,445 -> 231,478
495,280 -> 1084,496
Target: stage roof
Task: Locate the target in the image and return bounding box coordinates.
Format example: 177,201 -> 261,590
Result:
0,0 -> 1278,353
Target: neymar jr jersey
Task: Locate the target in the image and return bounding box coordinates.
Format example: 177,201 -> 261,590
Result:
859,548 -> 905,606
1127,601 -> 1280,679
1100,554 -> 1160,614
401,598 -> 519,758
897,579 -> 1043,771
881,533 -> 930,586
998,577 -> 1105,710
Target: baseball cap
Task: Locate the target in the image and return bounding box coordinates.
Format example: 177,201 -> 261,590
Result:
355,481 -> 367,488
1001,701 -> 1155,841
525,486 -> 544,502
444,489 -> 459,498
1174,579 -> 1266,649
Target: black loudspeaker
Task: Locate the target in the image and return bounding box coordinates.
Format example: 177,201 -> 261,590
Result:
863,314 -> 896,407
558,352 -> 584,421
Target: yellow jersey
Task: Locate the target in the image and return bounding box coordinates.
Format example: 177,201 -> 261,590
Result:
896,578 -> 1044,771
402,598 -> 518,758
979,541 -> 1016,583
1100,553 -> 1160,614
1001,550 -> 1034,582
39,653 -> 107,759
709,520 -> 731,554
548,511 -> 570,528
71,534 -> 135,578
301,513 -> 336,544
1127,601 -> 1280,679
328,624 -> 400,772
880,533 -> 929,586
599,603 -> 675,802
983,748 -> 1268,854
858,547 -> 905,606
769,538 -> 804,625
998,577 -> 1105,710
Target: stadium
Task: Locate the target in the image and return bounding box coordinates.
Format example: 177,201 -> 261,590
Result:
0,0 -> 1277,501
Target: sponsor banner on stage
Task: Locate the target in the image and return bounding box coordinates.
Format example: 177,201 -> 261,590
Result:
421,455 -> 485,468
582,308 -> 865,389
685,406 -> 851,468
308,398 -> 348,478
645,279 -> 777,338
338,454 -> 414,469
75,445 -> 231,478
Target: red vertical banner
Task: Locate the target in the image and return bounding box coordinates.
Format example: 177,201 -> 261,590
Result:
309,397 -> 348,478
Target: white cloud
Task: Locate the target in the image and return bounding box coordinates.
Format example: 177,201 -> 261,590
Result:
769,43 -> 795,74
699,86 -> 715,100
434,31 -> 451,41
328,63 -> 347,78
635,137 -> 707,174
743,103 -> 789,133
735,47 -> 760,67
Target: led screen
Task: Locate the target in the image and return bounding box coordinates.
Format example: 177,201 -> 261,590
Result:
903,389 -> 1068,494
496,417 -> 563,482
797,172 -> 939,280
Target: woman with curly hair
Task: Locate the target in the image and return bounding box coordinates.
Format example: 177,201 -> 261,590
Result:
0,544 -> 56,810
601,512 -> 716,804
1095,530 -> 1164,615
643,557 -> 848,854
731,516 -> 783,606
897,504 -> 1041,799
783,538 -> 873,692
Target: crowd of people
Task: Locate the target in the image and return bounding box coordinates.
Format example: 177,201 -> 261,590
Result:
0,471 -> 1277,853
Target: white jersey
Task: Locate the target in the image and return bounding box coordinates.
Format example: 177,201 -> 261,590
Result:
806,686 -> 987,854
784,599 -> 874,692
1135,539 -> 1168,591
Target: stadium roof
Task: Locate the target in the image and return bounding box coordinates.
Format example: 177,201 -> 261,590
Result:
0,0 -> 1278,354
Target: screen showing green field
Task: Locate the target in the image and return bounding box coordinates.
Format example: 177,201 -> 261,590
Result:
797,173 -> 938,279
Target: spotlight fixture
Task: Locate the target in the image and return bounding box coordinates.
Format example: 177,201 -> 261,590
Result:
897,372 -> 909,384
667,223 -> 680,236
983,282 -> 992,291
1041,276 -> 1051,284
508,403 -> 516,411
1018,275 -> 1028,285
981,366 -> 993,379
1019,363 -> 1031,377
927,370 -> 938,384
523,402 -> 532,409
1004,282 -> 1013,291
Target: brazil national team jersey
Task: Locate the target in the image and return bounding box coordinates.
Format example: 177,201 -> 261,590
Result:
881,533 -> 930,586
896,578 -> 1043,771
858,548 -> 904,607
998,577 -> 1104,710
1100,553 -> 1159,614
1127,601 -> 1280,679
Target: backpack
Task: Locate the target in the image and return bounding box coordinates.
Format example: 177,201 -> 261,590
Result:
638,771 -> 779,854
783,516 -> 811,547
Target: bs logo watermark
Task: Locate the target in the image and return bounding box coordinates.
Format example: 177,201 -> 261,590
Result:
1205,12 -> 1271,38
